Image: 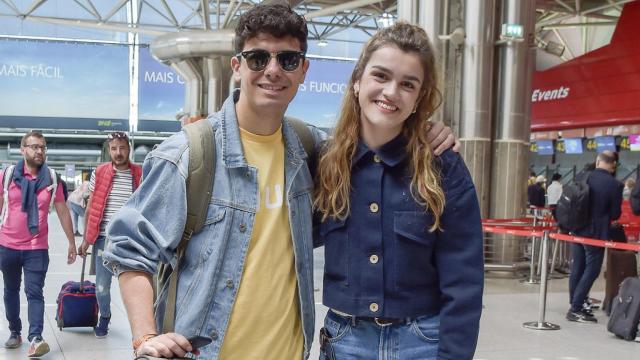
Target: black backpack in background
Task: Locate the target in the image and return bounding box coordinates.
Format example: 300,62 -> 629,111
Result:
556,172 -> 591,233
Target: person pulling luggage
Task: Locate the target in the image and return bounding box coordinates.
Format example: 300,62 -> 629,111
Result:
78,131 -> 142,338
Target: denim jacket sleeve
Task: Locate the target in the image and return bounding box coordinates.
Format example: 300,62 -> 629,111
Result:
435,150 -> 484,360
308,123 -> 327,250
103,134 -> 189,276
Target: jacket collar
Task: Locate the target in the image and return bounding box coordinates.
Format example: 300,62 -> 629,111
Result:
352,133 -> 408,168
218,89 -> 307,168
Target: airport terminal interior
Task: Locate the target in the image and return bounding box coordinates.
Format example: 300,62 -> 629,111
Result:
1,0 -> 640,359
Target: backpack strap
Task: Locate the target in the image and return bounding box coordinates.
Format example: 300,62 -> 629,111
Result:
286,117 -> 317,174
1,165 -> 15,224
47,168 -> 58,213
162,119 -> 215,334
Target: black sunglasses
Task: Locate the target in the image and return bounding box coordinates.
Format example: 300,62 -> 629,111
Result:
236,49 -> 305,72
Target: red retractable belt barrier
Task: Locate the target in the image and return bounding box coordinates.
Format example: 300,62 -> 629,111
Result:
548,232 -> 640,252
482,221 -> 640,252
482,217 -> 534,224
482,225 -> 544,238
485,224 -> 557,232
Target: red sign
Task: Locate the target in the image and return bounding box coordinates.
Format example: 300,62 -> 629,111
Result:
531,1 -> 640,132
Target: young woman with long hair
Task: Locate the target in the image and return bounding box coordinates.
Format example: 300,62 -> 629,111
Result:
314,22 -> 484,360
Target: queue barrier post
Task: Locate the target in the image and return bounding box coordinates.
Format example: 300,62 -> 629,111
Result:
521,234 -> 541,285
523,230 -> 560,331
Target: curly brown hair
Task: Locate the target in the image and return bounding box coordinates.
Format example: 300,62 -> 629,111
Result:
235,4 -> 308,53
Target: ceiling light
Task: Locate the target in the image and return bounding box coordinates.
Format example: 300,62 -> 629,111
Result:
317,40 -> 328,47
378,13 -> 395,28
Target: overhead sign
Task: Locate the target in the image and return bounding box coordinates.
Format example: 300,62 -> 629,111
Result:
530,1 -> 640,132
286,57 -> 356,128
137,46 -> 184,132
536,140 -> 554,155
501,23 -> 524,39
0,38 -> 129,130
531,86 -> 570,102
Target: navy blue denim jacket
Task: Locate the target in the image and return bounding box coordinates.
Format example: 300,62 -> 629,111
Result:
316,136 -> 484,360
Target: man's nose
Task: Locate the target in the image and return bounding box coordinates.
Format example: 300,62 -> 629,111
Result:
264,56 -> 282,77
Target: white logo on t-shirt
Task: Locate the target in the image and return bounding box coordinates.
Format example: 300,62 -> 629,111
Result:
257,184 -> 283,210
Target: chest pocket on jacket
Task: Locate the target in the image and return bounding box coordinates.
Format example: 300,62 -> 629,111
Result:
320,217 -> 349,284
184,205 -> 228,268
394,211 -> 437,288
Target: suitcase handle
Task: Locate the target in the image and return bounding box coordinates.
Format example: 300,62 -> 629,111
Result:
80,252 -> 91,293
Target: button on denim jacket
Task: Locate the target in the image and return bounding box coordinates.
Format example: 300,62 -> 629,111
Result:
103,91 -> 325,359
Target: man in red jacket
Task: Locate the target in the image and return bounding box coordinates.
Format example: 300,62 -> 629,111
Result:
78,131 -> 142,338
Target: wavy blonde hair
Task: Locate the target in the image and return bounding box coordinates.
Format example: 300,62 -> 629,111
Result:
314,22 -> 445,231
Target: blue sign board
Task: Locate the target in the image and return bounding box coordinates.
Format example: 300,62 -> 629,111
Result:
564,138 -> 583,154
138,47 -> 185,120
287,57 -> 356,128
536,140 -> 554,155
0,38 -> 129,130
595,136 -> 616,153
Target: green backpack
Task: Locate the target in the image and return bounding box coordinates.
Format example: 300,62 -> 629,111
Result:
159,117 -> 315,333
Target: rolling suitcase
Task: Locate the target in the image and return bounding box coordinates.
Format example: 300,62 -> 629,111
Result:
603,249 -> 638,315
55,255 -> 99,330
607,277 -> 640,341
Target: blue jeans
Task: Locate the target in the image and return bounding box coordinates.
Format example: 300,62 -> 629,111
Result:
320,310 -> 440,360
568,243 -> 605,312
94,236 -> 112,318
0,245 -> 49,341
68,202 -> 85,233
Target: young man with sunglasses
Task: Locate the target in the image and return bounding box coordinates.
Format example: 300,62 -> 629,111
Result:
103,4 -> 455,359
77,131 -> 142,338
0,131 -> 77,358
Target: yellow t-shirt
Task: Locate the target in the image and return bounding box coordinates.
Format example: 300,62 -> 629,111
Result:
218,126 -> 303,360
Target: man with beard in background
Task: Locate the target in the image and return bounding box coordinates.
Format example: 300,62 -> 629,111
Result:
78,131 -> 142,338
0,131 -> 77,358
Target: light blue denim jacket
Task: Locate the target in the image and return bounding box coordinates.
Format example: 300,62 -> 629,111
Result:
103,90 -> 326,359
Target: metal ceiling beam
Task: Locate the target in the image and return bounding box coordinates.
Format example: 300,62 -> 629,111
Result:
606,0 -> 623,11
554,0 -> 574,13
24,0 -> 46,16
160,0 -> 179,27
320,13 -> 379,39
305,0 -> 383,20
201,0 -> 211,30
222,0 -> 240,29
310,18 -> 378,31
581,0 -> 633,15
536,13 -> 575,27
541,20 -> 616,29
552,28 -> 574,59
86,0 -> 102,21
25,15 -> 167,36
1,0 -> 21,15
72,0 -> 100,20
103,0 -> 129,22
140,0 -> 175,26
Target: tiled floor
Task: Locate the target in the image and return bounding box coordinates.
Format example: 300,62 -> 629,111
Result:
1,214 -> 638,359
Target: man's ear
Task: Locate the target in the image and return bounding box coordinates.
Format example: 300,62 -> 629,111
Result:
230,56 -> 242,82
300,58 -> 310,83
